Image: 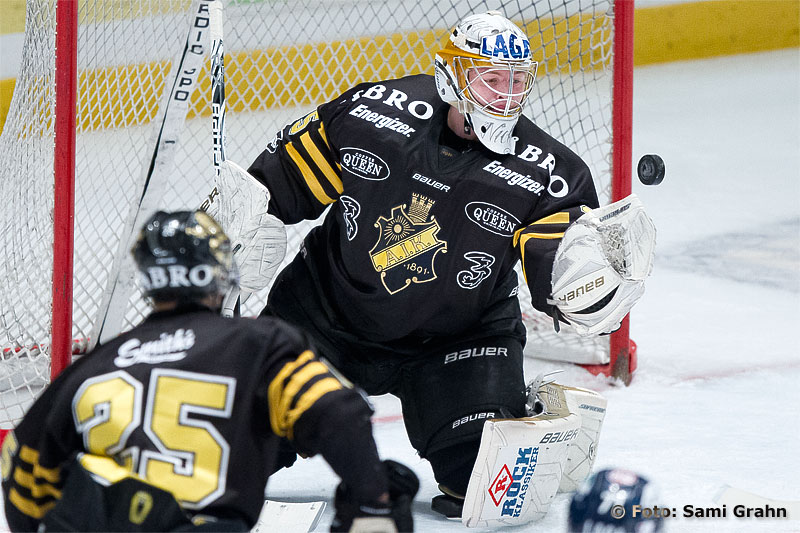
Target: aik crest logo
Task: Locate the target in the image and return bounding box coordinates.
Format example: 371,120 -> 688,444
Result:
370,193 -> 447,294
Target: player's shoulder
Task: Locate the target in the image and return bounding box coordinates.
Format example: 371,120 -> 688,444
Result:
380,73 -> 438,99
322,74 -> 442,118
514,115 -> 590,169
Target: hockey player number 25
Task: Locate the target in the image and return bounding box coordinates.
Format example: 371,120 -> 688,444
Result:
73,369 -> 236,509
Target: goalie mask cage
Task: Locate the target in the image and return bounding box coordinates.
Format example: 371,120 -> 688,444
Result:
0,0 -> 634,428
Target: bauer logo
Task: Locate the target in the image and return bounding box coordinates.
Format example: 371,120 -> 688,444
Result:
465,202 -> 520,237
452,411 -> 495,429
341,148 -> 390,181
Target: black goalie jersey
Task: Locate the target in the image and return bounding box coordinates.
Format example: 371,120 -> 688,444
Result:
250,74 -> 599,343
1,305 -> 384,531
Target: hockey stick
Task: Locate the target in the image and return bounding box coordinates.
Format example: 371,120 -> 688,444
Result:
93,0 -> 213,346
714,485 -> 800,519
209,0 -> 241,318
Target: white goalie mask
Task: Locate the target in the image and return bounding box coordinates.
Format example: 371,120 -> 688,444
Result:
434,11 -> 537,154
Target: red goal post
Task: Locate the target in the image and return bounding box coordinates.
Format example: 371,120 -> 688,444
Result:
0,0 -> 636,431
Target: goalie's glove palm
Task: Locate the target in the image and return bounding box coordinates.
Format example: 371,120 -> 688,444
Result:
208,160 -> 286,294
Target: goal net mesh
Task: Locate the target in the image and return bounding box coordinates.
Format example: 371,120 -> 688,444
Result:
0,0 -> 617,426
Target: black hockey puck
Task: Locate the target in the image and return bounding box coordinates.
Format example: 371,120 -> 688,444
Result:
637,154 -> 665,185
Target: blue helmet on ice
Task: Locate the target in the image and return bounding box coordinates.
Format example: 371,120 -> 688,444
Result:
568,468 -> 663,532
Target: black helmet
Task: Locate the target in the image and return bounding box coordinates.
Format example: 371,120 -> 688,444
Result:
131,210 -> 238,303
569,468 -> 663,532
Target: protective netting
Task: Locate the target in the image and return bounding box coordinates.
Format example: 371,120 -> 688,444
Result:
0,0 -> 619,426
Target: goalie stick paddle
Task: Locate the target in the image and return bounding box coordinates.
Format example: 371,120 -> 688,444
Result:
209,0 -> 242,318
251,500 -> 327,533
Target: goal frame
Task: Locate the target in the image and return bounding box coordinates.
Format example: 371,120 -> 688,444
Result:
51,0 -> 78,378
43,0 -> 637,384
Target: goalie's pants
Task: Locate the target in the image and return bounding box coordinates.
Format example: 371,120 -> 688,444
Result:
264,262 -> 527,496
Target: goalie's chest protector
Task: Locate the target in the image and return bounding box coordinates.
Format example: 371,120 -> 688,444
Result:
316,75 -> 557,339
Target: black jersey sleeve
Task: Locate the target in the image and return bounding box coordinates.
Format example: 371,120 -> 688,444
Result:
260,322 -> 387,502
1,367 -> 83,532
248,83 -> 378,225
249,109 -> 342,224
513,156 -> 599,315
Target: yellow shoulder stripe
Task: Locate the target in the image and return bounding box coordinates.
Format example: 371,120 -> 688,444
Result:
285,142 -> 336,206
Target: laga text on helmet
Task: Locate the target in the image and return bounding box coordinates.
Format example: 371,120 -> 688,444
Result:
479,31 -> 531,61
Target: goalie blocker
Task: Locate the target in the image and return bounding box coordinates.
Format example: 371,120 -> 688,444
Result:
460,379 -> 607,528
201,159 -> 287,315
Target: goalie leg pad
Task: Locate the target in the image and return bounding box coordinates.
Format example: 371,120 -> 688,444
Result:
461,394 -> 581,528
527,376 -> 608,493
550,384 -> 607,492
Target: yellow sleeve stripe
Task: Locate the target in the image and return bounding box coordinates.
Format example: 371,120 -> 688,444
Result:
318,122 -> 330,145
300,130 -> 343,193
513,228 -> 565,247
13,468 -> 62,499
286,378 -> 344,441
285,142 -> 336,206
19,446 -> 60,483
268,351 -> 315,435
278,361 -> 334,422
516,233 -> 534,283
532,212 -> 571,225
318,123 -> 343,172
9,488 -> 56,519
522,232 -> 565,240
515,231 -> 564,283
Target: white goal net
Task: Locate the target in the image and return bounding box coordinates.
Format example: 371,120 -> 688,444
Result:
0,0 -> 630,427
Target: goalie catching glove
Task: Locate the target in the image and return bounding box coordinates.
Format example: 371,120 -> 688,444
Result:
549,193 -> 656,336
204,160 -> 287,298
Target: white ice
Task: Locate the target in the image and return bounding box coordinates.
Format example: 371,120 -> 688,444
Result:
1,49 -> 798,532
